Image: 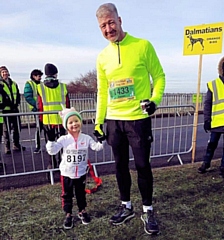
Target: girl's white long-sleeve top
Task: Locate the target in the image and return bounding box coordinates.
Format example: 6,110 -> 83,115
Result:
46,133 -> 103,179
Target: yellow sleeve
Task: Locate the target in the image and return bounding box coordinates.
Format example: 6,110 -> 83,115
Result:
146,42 -> 166,105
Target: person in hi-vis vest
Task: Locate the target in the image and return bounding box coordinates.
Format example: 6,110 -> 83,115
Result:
37,63 -> 70,169
0,82 -> 9,168
198,56 -> 224,176
24,69 -> 47,154
0,66 -> 26,154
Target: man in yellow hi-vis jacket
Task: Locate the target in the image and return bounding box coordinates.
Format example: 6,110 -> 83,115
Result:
94,3 -> 165,235
198,56 -> 224,176
0,66 -> 26,154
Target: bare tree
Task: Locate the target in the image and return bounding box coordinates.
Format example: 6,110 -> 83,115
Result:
67,69 -> 97,94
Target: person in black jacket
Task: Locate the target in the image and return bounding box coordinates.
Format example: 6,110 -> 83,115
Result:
0,82 -> 9,168
0,66 -> 26,154
37,63 -> 70,169
198,56 -> 224,176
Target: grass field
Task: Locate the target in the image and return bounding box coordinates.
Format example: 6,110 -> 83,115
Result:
1,160 -> 224,240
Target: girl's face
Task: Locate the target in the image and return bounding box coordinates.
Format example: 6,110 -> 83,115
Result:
67,115 -> 81,134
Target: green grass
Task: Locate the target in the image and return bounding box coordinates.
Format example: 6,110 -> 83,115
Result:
1,160 -> 224,240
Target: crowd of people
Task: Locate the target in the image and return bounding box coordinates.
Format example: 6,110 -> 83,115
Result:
1,2 -> 224,237
0,62 -> 71,173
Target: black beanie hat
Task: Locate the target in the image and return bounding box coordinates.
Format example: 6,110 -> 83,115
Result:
0,66 -> 10,76
44,63 -> 58,76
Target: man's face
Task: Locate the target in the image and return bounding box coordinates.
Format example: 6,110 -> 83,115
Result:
1,70 -> 9,80
33,75 -> 42,81
97,12 -> 123,42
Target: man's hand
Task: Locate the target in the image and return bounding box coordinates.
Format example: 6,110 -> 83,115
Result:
93,124 -> 106,143
204,121 -> 211,133
145,101 -> 156,115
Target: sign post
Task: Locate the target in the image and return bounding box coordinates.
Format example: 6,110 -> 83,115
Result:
192,54 -> 203,164
183,22 -> 224,163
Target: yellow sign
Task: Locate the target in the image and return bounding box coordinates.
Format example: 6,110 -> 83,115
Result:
183,22 -> 224,55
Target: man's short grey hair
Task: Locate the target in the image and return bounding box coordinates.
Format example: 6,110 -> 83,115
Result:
96,3 -> 119,18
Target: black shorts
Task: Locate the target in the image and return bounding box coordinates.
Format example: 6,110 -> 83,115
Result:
106,118 -> 153,149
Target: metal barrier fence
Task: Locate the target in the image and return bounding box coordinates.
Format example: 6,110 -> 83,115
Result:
0,105 -> 196,185
150,105 -> 195,165
19,93 -> 205,123
19,97 -> 96,125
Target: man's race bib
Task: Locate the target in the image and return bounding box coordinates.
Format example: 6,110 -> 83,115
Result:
109,78 -> 135,102
65,149 -> 87,164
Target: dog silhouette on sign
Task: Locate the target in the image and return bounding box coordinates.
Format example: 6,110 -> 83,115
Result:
187,34 -> 204,51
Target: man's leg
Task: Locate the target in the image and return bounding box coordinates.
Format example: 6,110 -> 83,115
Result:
34,120 -> 47,153
106,120 -> 134,225
34,117 -> 41,152
3,116 -> 11,154
112,136 -> 131,202
12,116 -> 26,151
127,118 -> 159,235
35,128 -> 40,148
198,132 -> 221,173
0,123 -> 5,169
219,134 -> 224,177
126,118 -> 153,206
40,120 -> 48,144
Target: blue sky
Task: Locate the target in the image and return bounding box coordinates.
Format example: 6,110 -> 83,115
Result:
0,0 -> 223,93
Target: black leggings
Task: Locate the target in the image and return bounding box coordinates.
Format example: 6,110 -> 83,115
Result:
204,132 -> 224,166
107,118 -> 153,206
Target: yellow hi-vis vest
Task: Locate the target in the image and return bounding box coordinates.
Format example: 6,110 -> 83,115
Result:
26,80 -> 38,110
207,78 -> 224,128
3,81 -> 18,110
37,83 -> 67,125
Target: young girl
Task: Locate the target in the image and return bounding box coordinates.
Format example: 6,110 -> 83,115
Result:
46,107 -> 104,230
